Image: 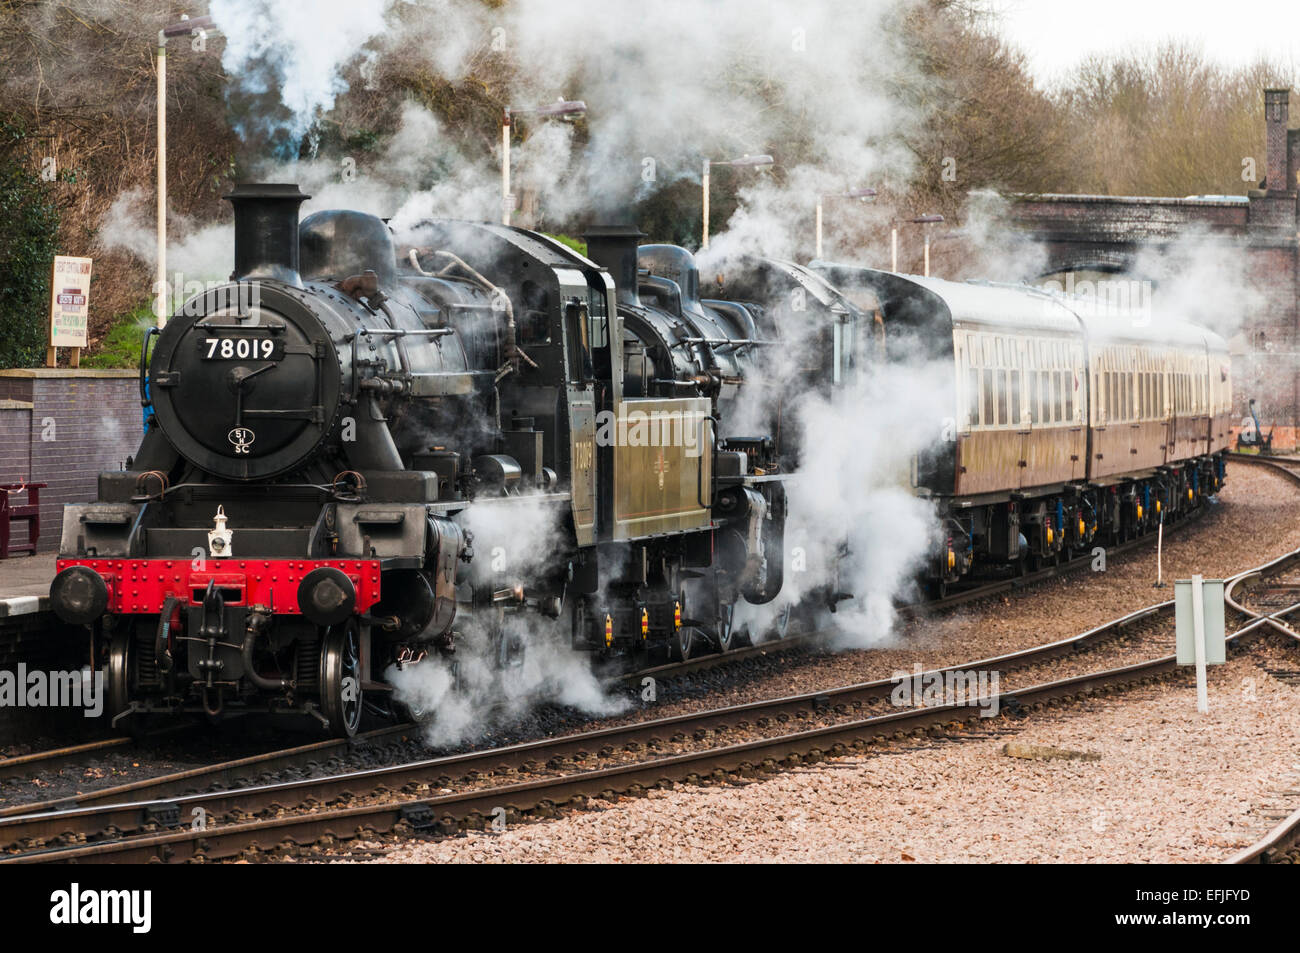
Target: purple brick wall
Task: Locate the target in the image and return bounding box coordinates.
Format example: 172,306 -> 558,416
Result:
0,370 -> 141,552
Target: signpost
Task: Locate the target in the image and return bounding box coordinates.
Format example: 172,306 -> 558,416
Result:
1174,574 -> 1225,714
47,255 -> 92,368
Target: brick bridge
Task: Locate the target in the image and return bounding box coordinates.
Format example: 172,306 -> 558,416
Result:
1007,88 -> 1300,448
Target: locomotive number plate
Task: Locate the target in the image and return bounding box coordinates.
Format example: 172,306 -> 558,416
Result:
200,335 -> 284,361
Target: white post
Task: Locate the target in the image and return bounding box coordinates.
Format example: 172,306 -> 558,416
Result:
501,114 -> 511,226
923,232 -> 931,277
701,159 -> 711,250
815,198 -> 823,259
1191,573 -> 1209,714
156,31 -> 168,327
890,225 -> 898,272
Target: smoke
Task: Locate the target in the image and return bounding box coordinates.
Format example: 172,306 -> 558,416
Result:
95,189 -> 233,287
387,495 -> 628,747
386,614 -> 626,749
945,189 -> 1051,282
209,0 -> 392,156
1128,227 -> 1265,343
483,0 -> 917,218
190,0 -> 918,229
766,342 -> 952,648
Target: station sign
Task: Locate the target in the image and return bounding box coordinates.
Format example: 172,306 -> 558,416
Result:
49,255 -> 93,348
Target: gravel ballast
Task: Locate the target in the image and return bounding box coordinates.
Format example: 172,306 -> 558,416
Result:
368,650 -> 1300,863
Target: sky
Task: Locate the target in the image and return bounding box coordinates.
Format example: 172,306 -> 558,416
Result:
984,0 -> 1300,86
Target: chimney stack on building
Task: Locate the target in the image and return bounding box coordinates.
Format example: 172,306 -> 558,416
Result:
1264,89 -> 1293,194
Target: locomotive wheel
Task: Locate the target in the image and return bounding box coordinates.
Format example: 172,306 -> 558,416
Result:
769,603 -> 792,640
319,620 -> 362,738
712,601 -> 735,653
107,626 -> 134,723
668,623 -> 694,661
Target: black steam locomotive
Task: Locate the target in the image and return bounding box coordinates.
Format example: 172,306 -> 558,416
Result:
48,185 -> 852,736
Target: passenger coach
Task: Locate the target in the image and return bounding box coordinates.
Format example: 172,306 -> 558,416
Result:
814,265 -> 1230,595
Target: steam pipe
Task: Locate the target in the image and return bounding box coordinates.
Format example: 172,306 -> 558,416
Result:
428,250 -> 536,374
242,609 -> 292,692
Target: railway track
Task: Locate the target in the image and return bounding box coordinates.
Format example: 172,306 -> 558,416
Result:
0,723 -> 420,820
0,456 -> 1286,863
1221,556 -> 1300,865
1,451 -> 1241,781
8,542 -> 1298,865
1226,451 -> 1300,486
0,738 -> 134,783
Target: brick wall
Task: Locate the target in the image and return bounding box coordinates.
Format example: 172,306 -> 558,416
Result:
0,370 -> 142,552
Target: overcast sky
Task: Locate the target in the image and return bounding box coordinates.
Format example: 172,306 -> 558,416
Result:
984,0 -> 1300,86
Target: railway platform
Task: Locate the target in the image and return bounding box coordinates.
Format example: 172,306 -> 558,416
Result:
0,552 -> 55,619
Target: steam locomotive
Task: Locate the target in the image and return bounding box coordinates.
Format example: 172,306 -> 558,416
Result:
45,183 -> 1229,737
47,185 -> 833,737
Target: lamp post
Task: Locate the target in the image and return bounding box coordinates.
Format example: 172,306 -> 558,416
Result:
701,154 -> 773,250
814,187 -> 876,259
501,99 -> 586,226
157,14 -> 216,327
891,214 -> 944,276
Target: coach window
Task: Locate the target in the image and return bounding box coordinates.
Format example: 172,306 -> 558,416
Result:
997,368 -> 1008,426
1065,369 -> 1075,423
968,366 -> 980,428
983,368 -> 994,427
1010,367 -> 1021,427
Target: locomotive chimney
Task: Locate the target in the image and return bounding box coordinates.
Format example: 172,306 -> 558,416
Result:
224,183 -> 311,284
583,224 -> 645,306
